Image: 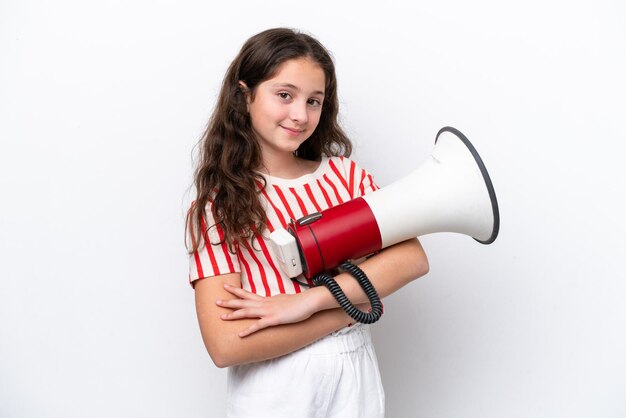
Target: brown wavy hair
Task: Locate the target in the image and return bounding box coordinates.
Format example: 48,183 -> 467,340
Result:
187,28 -> 352,253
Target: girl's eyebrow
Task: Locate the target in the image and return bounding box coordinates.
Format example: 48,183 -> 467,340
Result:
272,82 -> 325,96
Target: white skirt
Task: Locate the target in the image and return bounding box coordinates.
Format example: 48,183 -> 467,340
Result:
226,324 -> 385,418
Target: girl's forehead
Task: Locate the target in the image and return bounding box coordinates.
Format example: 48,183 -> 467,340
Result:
265,58 -> 326,94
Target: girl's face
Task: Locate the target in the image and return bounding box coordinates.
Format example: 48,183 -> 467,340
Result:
245,58 -> 325,160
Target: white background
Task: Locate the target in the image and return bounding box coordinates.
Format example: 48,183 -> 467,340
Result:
1,1 -> 625,417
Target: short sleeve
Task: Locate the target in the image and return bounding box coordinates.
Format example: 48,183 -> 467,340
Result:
338,157 -> 380,199
188,202 -> 241,285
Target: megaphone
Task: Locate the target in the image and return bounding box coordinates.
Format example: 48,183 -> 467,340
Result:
270,126 -> 500,280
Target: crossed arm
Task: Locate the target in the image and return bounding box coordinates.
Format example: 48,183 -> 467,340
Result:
194,238 -> 429,368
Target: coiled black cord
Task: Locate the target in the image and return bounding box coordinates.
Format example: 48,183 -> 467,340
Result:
312,261 -> 383,324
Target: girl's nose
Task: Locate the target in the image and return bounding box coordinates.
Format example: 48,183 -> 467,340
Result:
290,101 -> 308,124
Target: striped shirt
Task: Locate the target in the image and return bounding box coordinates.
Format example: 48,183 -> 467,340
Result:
189,156 -> 380,296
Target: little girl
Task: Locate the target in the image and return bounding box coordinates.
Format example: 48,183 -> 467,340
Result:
188,28 -> 429,418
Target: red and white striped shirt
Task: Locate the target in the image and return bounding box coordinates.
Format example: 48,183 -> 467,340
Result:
189,156 -> 380,295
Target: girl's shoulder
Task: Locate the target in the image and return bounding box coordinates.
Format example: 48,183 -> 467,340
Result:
327,155 -> 366,173
325,156 -> 373,181
315,156 -> 378,199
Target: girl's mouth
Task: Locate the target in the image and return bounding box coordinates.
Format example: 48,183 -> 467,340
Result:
281,126 -> 304,136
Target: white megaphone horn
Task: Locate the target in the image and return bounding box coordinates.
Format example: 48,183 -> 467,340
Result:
270,126 -> 500,279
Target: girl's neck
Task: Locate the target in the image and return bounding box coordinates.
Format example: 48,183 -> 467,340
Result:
258,152 -> 319,180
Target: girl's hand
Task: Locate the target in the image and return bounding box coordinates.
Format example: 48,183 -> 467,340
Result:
216,285 -> 321,337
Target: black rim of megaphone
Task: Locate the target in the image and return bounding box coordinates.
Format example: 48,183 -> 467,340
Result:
435,126 -> 500,244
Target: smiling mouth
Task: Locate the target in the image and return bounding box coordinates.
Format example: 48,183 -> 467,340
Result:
281,126 -> 304,135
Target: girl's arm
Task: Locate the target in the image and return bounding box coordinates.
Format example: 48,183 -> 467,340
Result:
195,238 -> 428,367
195,272 -> 355,368
309,238 -> 429,310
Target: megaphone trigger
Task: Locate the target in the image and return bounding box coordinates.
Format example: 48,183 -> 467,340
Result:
297,212 -> 323,226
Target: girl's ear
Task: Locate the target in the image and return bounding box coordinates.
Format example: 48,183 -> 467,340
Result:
238,81 -> 251,110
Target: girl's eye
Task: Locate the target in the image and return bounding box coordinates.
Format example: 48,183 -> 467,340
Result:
308,98 -> 322,107
278,92 -> 291,100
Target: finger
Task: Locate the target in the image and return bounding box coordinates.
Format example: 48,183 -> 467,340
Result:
220,308 -> 261,320
238,319 -> 272,337
223,284 -> 264,300
216,298 -> 260,310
